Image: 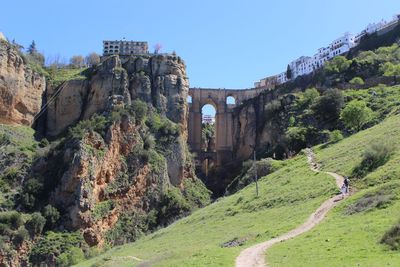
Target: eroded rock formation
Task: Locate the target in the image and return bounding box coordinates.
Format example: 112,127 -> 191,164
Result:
46,54 -> 189,137
0,40 -> 46,125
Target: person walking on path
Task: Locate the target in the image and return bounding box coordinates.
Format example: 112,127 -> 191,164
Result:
341,176 -> 350,198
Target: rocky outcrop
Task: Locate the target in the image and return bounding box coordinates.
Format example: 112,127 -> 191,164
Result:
232,92 -> 295,161
0,40 -> 46,125
46,54 -> 189,137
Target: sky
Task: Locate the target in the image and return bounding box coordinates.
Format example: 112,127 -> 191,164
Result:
1,0 -> 399,115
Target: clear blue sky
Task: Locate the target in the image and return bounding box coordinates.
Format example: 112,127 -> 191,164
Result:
1,0 -> 398,90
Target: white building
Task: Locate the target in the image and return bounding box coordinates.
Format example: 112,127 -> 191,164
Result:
329,32 -> 356,58
103,40 -> 149,56
253,13 -> 400,88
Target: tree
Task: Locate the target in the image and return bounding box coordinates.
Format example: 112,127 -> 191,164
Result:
299,88 -> 319,107
340,100 -> 374,132
26,40 -> 45,66
70,55 -> 85,68
43,205 -> 60,228
380,62 -> 400,77
286,64 -> 292,80
85,52 -> 100,67
311,88 -> 344,121
325,56 -> 352,74
27,40 -> 37,54
26,212 -> 46,236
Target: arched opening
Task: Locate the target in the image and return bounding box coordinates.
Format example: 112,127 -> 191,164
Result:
201,103 -> 216,152
202,157 -> 216,177
187,95 -> 192,104
226,96 -> 236,105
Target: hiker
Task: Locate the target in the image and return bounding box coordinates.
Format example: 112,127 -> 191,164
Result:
341,176 -> 350,198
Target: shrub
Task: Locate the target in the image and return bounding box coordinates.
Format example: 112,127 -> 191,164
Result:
325,56 -> 352,74
56,247 -> 85,266
0,133 -> 11,146
91,200 -> 115,221
311,89 -> 344,121
43,205 -> 60,228
349,77 -> 365,85
29,231 -> 84,265
328,130 -> 343,143
21,178 -> 43,210
105,211 -> 148,246
285,127 -> 307,151
25,212 -> 46,236
38,138 -> 50,148
13,228 -> 29,247
182,178 -> 211,208
299,88 -> 319,107
352,141 -> 394,178
0,212 -> 24,230
381,221 -> 400,250
340,100 -> 374,132
143,134 -> 155,150
131,100 -> 148,124
345,184 -> 397,215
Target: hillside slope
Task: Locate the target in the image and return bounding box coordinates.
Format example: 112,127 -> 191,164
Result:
78,114 -> 400,267
267,114 -> 400,266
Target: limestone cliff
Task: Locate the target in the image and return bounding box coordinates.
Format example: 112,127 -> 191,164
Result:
232,92 -> 296,161
46,54 -> 188,137
0,40 -> 46,125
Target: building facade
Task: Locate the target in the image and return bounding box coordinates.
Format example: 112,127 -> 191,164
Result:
103,40 -> 149,56
254,14 -> 400,89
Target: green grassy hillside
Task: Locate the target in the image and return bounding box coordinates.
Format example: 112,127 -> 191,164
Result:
78,114 -> 400,267
268,115 -> 400,266
77,152 -> 338,266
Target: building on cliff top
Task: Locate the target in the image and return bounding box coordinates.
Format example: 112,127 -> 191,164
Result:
103,40 -> 149,56
254,13 -> 400,89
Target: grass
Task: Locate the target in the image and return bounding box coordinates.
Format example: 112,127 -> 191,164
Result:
47,67 -> 88,87
76,154 -> 337,267
267,114 -> 400,266
0,124 -> 38,157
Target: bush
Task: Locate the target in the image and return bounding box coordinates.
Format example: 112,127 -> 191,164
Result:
69,114 -> 109,139
13,228 -> 29,247
328,130 -> 344,143
0,212 -> 24,230
43,205 -> 60,228
325,56 -> 352,74
29,231 -> 84,265
91,200 -> 115,221
21,178 -> 43,210
131,100 -> 148,124
105,211 -> 148,246
352,141 -> 394,178
25,212 -> 46,236
381,222 -> 400,250
299,88 -> 319,107
349,77 -> 365,85
345,184 -> 397,215
38,138 -> 50,148
340,100 -> 374,132
311,89 -> 344,121
56,247 -> 85,266
285,127 -> 307,151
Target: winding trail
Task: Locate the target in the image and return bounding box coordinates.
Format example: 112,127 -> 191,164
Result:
235,149 -> 348,267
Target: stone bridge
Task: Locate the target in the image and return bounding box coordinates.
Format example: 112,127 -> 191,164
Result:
188,87 -> 269,169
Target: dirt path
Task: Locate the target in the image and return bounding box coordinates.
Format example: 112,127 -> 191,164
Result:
235,149 -> 347,267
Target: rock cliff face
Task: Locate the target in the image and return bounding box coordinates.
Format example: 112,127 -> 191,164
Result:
232,92 -> 296,161
46,54 -> 188,137
0,40 -> 46,125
